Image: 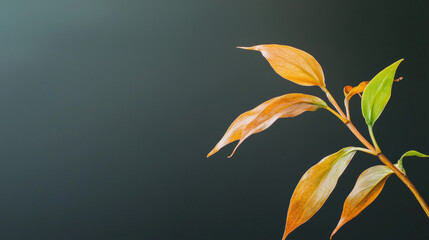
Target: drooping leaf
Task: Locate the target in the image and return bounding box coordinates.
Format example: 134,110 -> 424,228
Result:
282,147 -> 358,240
344,81 -> 369,100
397,150 -> 429,174
343,85 -> 353,97
331,165 -> 393,239
238,44 -> 325,87
399,150 -> 429,162
207,93 -> 328,158
362,59 -> 403,126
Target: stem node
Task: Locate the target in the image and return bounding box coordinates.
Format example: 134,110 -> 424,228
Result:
321,86 -> 429,218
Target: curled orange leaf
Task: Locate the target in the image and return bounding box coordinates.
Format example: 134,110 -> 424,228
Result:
344,77 -> 403,100
283,147 -> 357,239
331,165 -> 393,239
343,85 -> 353,97
344,81 -> 369,100
238,44 -> 325,87
207,93 -> 328,158
344,77 -> 402,119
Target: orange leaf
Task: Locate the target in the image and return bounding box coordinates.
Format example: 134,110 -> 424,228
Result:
343,85 -> 353,97
238,44 -> 325,87
283,147 -> 357,239
344,81 -> 369,100
330,165 -> 393,239
207,93 -> 327,158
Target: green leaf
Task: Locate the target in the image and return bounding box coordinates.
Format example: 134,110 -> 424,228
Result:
399,150 -> 429,160
361,59 -> 403,126
397,150 -> 429,174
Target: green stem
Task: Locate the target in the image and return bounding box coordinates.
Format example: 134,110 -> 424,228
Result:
397,157 -> 406,174
368,126 -> 380,153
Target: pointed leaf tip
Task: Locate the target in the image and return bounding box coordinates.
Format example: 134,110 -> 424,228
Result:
238,44 -> 325,87
399,150 -> 429,160
207,150 -> 215,158
362,59 -> 404,126
331,165 -> 393,238
237,46 -> 257,51
207,93 -> 327,157
283,147 -> 357,239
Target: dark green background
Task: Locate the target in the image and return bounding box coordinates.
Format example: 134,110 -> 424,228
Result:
0,0 -> 428,239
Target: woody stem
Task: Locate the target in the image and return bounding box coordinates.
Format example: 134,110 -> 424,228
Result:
322,87 -> 429,218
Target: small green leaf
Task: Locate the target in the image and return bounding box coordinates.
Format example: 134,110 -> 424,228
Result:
399,150 -> 429,160
397,150 -> 429,174
362,59 -> 403,126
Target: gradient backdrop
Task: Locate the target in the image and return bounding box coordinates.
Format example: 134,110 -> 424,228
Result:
0,0 -> 428,239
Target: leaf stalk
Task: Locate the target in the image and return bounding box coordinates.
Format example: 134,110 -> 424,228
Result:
323,87 -> 429,218
378,153 -> 429,217
344,98 -> 351,119
322,87 -> 347,119
354,147 -> 377,156
325,106 -> 348,123
368,126 -> 381,153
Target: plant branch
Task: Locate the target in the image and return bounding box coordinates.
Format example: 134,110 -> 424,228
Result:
345,122 -> 376,151
321,87 -> 347,119
322,87 -> 429,218
377,153 -> 429,218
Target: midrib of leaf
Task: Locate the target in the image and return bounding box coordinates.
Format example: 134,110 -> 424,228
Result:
369,70 -> 392,121
277,52 -> 319,84
244,98 -> 317,131
237,101 -> 273,138
358,179 -> 385,193
301,149 -> 354,215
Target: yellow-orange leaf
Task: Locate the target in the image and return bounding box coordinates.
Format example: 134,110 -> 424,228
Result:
283,147 -> 357,239
331,165 -> 393,239
207,93 -> 328,158
238,44 -> 325,87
